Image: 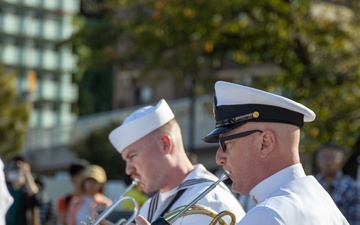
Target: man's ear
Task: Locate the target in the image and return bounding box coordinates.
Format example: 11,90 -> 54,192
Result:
160,134 -> 173,154
259,131 -> 276,158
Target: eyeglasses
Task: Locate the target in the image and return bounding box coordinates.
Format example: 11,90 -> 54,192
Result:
219,130 -> 263,152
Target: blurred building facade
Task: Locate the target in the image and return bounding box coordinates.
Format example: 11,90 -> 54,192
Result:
0,0 -> 79,128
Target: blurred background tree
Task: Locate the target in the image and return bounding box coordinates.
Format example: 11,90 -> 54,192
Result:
77,68 -> 113,116
70,122 -> 125,179
70,0 -> 360,155
0,66 -> 30,160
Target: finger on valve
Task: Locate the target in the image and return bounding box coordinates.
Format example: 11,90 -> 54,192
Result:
87,211 -> 112,225
134,215 -> 151,225
99,220 -> 114,225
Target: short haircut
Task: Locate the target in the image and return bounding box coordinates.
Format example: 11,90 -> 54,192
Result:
5,155 -> 27,170
68,160 -> 88,176
316,142 -> 344,157
10,155 -> 26,163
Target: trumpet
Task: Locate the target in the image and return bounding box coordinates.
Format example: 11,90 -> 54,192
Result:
82,178 -> 140,225
151,171 -> 236,225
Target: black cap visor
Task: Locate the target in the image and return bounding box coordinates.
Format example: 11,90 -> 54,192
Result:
203,122 -> 246,143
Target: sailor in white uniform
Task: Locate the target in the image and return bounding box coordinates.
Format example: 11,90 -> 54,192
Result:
139,164 -> 243,225
202,81 -> 349,225
108,99 -> 245,225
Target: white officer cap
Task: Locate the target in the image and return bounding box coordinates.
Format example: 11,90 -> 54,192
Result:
203,81 -> 316,143
109,99 -> 175,153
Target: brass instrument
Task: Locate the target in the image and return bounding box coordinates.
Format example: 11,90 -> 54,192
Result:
163,205 -> 235,225
82,178 -> 140,225
151,171 -> 236,225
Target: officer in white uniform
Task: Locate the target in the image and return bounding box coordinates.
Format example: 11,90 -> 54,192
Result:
0,158 -> 13,225
108,99 -> 245,225
202,81 -> 349,225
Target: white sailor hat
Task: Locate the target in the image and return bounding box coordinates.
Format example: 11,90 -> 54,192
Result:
203,81 -> 316,143
109,99 -> 175,153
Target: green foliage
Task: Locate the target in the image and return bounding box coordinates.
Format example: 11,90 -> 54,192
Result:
70,122 -> 125,179
0,67 -> 30,160
71,0 -> 360,153
77,69 -> 113,115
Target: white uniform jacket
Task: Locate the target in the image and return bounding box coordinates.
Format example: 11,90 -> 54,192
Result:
139,164 -> 245,225
239,164 -> 349,225
0,158 -> 13,225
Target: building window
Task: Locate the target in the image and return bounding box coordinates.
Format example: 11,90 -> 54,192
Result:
52,103 -> 59,112
33,102 -> 41,110
135,85 -> 153,104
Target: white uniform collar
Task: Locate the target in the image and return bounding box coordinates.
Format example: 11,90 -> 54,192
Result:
159,164 -> 215,200
249,163 -> 306,204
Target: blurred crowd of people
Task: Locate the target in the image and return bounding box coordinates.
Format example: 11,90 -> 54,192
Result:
0,157 -> 149,225
1,143 -> 360,225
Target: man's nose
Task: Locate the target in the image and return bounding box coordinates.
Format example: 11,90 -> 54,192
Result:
215,147 -> 226,166
125,162 -> 135,175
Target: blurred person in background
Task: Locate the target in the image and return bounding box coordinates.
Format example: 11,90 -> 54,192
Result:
66,164 -> 112,225
0,157 -> 13,225
35,176 -> 57,225
4,156 -> 41,225
315,142 -> 360,224
57,160 -> 87,225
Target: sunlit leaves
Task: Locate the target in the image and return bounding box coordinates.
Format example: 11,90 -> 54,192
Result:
0,67 -> 30,159
71,0 -> 360,152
